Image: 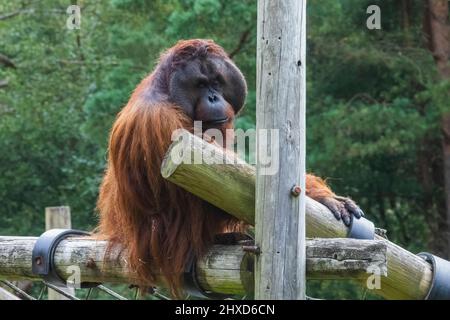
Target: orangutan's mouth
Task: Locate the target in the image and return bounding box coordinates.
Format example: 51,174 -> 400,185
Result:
201,117 -> 229,127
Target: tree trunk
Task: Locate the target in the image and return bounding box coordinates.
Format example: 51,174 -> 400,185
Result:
417,137 -> 440,251
401,0 -> 412,45
442,114 -> 450,258
424,0 -> 450,258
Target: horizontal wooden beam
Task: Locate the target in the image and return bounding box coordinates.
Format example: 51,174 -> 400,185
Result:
162,130 -> 352,237
0,236 -> 386,296
161,130 -> 434,299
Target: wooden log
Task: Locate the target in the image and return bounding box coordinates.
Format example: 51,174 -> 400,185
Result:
162,131 -> 255,224
45,207 -> 72,231
306,238 -> 386,279
161,130 -> 433,299
0,237 -> 386,296
255,0 -> 307,300
372,235 -> 432,299
161,130 -> 348,238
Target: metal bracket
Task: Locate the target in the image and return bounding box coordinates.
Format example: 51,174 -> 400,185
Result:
347,217 -> 375,240
183,254 -> 231,299
32,228 -> 99,288
418,252 -> 450,300
183,232 -> 252,299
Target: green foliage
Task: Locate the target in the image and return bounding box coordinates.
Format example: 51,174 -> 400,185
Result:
0,0 -> 257,237
306,0 -> 446,255
0,0 -> 449,299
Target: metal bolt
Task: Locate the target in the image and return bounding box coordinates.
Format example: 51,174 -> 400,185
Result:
35,257 -> 42,265
242,245 -> 261,255
291,185 -> 301,197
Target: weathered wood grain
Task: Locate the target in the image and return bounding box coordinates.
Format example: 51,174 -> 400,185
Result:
255,0 -> 307,300
161,130 -> 433,299
161,130 -> 349,239
0,237 -> 386,297
161,131 -> 254,224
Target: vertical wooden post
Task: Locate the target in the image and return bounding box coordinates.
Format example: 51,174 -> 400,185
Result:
45,206 -> 74,300
255,0 -> 307,299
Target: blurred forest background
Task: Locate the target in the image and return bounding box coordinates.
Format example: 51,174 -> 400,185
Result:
1,0 -> 450,299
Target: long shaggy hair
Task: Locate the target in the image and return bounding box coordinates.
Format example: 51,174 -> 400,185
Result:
96,40 -> 244,297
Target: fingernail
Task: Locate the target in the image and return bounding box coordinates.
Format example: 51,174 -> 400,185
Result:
334,212 -> 341,220
343,216 -> 351,225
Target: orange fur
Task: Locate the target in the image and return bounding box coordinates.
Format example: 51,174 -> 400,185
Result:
96,40 -> 244,297
305,174 -> 335,200
96,39 -> 335,297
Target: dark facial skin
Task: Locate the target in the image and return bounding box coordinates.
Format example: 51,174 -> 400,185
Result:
168,56 -> 247,129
